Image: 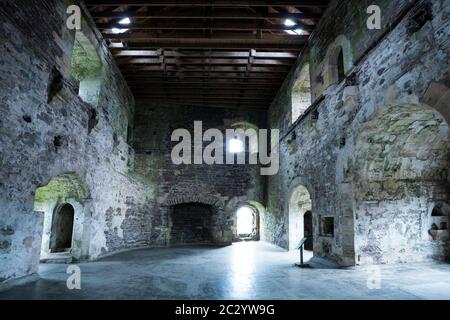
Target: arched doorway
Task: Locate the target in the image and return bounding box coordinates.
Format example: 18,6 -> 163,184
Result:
34,173 -> 90,262
50,203 -> 75,252
352,103 -> 450,264
231,201 -> 262,242
303,211 -> 313,251
236,206 -> 255,240
288,185 -> 313,252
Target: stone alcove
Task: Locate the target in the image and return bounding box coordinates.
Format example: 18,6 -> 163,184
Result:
163,193 -> 232,246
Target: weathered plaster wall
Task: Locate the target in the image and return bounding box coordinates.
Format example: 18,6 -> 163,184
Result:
265,0 -> 450,266
0,0 -> 153,285
133,103 -> 266,245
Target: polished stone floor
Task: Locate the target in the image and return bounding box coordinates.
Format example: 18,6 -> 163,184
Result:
1,241 -> 450,300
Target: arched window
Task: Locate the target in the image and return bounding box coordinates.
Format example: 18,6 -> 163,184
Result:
229,122 -> 259,155
321,35 -> 353,93
70,30 -> 103,106
292,64 -> 312,123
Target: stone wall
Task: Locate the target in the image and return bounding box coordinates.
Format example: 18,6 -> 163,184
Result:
0,0 -> 153,285
132,103 -> 267,245
1,0 -> 448,290
265,0 -> 450,266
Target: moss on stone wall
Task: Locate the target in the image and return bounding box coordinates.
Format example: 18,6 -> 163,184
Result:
70,32 -> 102,82
34,174 -> 89,207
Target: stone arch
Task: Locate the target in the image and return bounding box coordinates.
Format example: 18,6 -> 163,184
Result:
163,192 -> 231,246
287,177 -> 315,201
422,81 -> 450,125
322,35 -> 354,89
291,63 -> 312,123
287,179 -> 314,252
232,200 -> 264,242
34,173 -> 91,261
351,103 -> 450,264
165,193 -> 223,209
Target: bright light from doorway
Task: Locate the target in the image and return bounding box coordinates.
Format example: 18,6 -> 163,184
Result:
228,138 -> 244,153
237,207 -> 254,235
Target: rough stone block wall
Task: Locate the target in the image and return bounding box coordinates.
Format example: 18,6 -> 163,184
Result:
133,103 -> 266,245
0,0 -> 154,285
265,0 -> 450,266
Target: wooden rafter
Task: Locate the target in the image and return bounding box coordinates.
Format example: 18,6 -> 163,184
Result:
85,0 -> 330,110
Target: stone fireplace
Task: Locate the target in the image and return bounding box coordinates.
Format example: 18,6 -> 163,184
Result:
169,203 -> 214,245
163,193 -> 233,246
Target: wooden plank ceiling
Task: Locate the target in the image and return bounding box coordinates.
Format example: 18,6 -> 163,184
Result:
85,0 -> 330,110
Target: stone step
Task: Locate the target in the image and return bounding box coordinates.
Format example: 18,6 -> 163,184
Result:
40,254 -> 72,264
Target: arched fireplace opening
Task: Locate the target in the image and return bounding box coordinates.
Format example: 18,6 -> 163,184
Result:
169,203 -> 214,245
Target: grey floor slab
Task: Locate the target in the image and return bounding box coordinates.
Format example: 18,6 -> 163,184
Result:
1,241 -> 449,300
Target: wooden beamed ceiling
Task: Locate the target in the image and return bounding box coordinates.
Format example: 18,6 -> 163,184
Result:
85,0 -> 330,110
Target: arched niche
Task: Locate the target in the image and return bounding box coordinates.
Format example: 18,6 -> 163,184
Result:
351,103 -> 450,264
34,173 -> 91,261
50,203 -> 75,252
314,35 -> 354,96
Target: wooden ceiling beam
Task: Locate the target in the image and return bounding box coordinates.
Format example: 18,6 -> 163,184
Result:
97,21 -> 315,32
86,1 -> 328,8
121,66 -> 290,73
117,58 -> 293,65
135,98 -> 269,105
131,88 -> 276,94
124,80 -> 279,86
135,100 -> 269,110
109,43 -> 302,51
85,1 -> 329,110
92,10 -> 320,20
126,86 -> 279,91
105,32 -> 307,41
105,35 -> 306,50
113,50 -> 299,59
122,73 -> 285,78
135,94 -> 273,101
